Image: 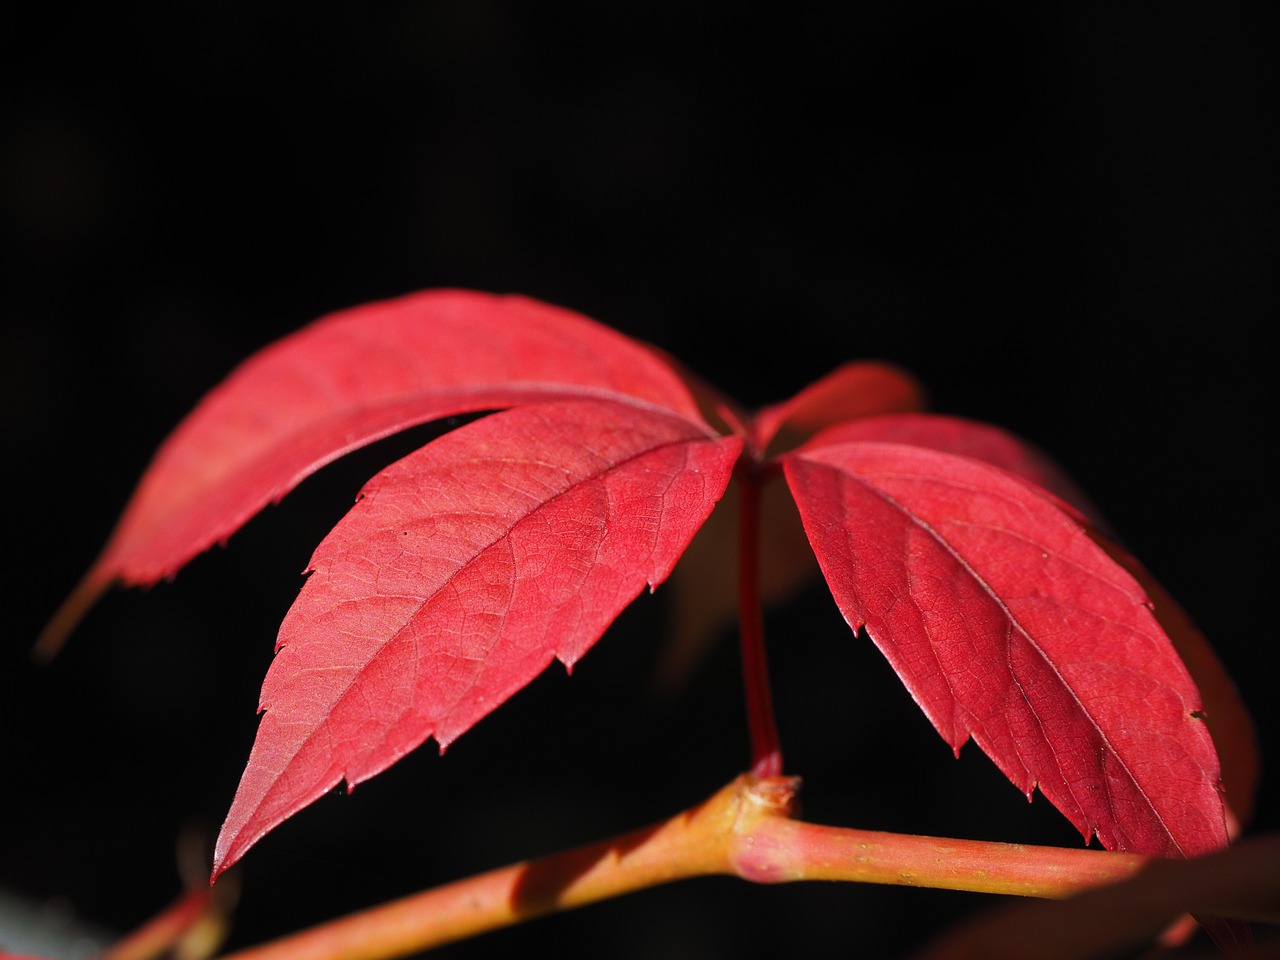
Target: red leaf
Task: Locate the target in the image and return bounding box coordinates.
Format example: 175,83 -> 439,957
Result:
807,413 -> 1259,832
1092,538 -> 1260,835
752,362 -> 927,454
783,438 -> 1228,859
39,290 -> 706,656
659,474 -> 818,694
212,399 -> 741,877
802,412 -> 1104,522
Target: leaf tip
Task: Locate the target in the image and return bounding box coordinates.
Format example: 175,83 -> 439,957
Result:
33,570 -> 112,663
208,836 -> 235,886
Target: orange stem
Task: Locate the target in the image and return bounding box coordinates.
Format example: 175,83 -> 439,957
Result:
216,776 -> 1152,960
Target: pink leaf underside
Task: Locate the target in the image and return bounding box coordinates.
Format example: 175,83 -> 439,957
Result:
212,399 -> 742,876
94,289 -> 706,586
751,362 -> 927,452
783,438 -> 1227,859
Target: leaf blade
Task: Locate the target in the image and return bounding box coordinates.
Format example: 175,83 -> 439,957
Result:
803,413 -> 1258,831
212,399 -> 741,876
88,290 -> 703,581
784,439 -> 1227,859
801,412 -> 1104,522
752,362 -> 926,454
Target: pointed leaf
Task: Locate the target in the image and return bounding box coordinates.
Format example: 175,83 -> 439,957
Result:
659,473 -> 817,693
752,362 -> 926,453
42,290 -> 707,655
1091,537 -> 1259,834
783,439 -> 1227,859
213,399 -> 742,876
803,412 -> 1104,523
657,381 -> 932,690
807,414 -> 1258,831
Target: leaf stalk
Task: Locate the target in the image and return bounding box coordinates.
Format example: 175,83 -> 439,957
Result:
736,460 -> 783,777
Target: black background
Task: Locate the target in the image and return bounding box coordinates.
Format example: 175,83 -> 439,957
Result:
3,4 -> 1275,958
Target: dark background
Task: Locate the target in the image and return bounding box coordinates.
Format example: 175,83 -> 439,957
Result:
3,4 -> 1274,958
